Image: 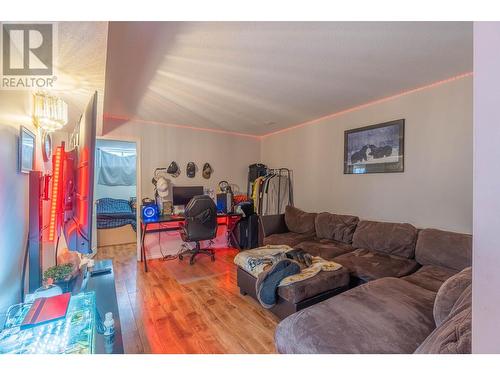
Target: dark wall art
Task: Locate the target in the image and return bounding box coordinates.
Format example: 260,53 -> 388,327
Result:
344,119 -> 405,174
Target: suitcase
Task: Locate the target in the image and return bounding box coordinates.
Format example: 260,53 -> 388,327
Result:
233,214 -> 259,249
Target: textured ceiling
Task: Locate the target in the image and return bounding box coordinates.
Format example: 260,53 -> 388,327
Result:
53,22 -> 108,133
0,22 -> 108,134
103,22 -> 472,136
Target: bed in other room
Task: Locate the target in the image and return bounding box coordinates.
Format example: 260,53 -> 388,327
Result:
96,197 -> 137,247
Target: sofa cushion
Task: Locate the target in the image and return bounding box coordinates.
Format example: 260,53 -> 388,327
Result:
433,267 -> 472,327
402,265 -> 457,292
415,228 -> 472,271
414,285 -> 471,354
352,220 -> 418,258
295,239 -> 354,260
277,267 -> 350,304
451,284 -> 472,315
284,206 -> 316,234
314,212 -> 359,243
275,278 -> 437,354
263,232 -> 315,247
333,248 -> 419,282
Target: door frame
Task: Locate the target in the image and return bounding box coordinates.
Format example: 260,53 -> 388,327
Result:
96,135 -> 142,261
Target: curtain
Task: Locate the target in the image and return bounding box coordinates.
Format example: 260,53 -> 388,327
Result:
97,150 -> 136,186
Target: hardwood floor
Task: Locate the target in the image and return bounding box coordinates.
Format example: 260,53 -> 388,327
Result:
96,243 -> 279,354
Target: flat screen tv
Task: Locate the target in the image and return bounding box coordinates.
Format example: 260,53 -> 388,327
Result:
62,91 -> 97,254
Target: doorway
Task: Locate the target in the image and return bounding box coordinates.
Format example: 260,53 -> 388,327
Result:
93,139 -> 138,252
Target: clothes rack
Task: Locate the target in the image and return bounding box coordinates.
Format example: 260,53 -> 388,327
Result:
251,167 -> 293,215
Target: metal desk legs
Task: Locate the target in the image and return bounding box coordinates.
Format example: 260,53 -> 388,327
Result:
140,223 -> 148,272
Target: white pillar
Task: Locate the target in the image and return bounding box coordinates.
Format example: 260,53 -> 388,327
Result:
473,21 -> 500,353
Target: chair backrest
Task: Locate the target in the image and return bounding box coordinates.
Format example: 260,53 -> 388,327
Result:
183,195 -> 218,242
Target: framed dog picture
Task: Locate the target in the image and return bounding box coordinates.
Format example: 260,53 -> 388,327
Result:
344,119 -> 404,174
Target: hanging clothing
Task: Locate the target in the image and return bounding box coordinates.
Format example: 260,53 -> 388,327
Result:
252,176 -> 265,212
251,169 -> 293,216
264,175 -> 290,216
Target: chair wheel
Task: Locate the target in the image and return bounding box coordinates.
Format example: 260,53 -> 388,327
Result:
211,255 -> 215,262
189,258 -> 195,265
178,254 -> 183,261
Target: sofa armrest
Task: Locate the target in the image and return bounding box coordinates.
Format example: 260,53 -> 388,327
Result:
259,214 -> 288,238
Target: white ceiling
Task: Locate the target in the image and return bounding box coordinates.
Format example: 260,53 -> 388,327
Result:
101,22 -> 472,136
0,22 -> 108,134
54,22 -> 108,133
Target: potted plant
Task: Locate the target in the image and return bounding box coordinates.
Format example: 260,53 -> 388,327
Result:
43,263 -> 76,293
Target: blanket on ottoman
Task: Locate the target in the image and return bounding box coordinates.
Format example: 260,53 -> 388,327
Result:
234,245 -> 342,287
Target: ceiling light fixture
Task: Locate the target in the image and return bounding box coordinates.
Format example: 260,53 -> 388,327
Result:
32,92 -> 68,132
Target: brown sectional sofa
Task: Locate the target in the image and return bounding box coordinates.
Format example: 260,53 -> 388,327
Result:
273,220 -> 473,353
259,206 -> 473,353
260,206 -> 317,247
295,212 -> 359,259
402,228 -> 472,292
333,220 -> 420,283
275,276 -> 438,353
261,207 -> 358,258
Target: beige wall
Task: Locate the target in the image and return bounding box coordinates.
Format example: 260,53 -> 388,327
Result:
0,92 -> 43,323
0,91 -> 69,324
261,76 -> 473,233
103,119 -> 261,200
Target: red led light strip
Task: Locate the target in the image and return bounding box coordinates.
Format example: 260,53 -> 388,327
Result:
48,146 -> 64,242
261,72 -> 473,138
103,114 -> 261,139
103,72 -> 472,139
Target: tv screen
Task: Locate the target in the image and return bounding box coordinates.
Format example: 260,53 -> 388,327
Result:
63,91 -> 97,254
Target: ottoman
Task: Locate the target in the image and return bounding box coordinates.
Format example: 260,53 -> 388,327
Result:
237,266 -> 350,320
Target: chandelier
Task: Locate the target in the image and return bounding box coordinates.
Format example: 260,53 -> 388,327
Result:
32,92 -> 68,132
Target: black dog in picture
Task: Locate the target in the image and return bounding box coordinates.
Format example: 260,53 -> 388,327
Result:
368,144 -> 393,159
350,145 -> 370,164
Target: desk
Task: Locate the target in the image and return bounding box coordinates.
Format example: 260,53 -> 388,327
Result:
140,213 -> 242,272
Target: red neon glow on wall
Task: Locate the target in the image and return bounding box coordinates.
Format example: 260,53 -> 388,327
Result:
48,146 -> 64,242
77,148 -> 89,229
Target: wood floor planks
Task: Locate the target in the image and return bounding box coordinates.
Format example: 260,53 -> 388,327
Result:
96,243 -> 279,354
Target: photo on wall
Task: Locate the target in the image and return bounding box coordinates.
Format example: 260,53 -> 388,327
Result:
19,126 -> 36,174
344,119 -> 404,174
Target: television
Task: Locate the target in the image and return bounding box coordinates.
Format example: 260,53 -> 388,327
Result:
172,186 -> 204,206
62,92 -> 97,254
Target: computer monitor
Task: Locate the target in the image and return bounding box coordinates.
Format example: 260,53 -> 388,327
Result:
172,186 -> 204,206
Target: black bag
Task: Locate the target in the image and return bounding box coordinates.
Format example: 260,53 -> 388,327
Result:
248,163 -> 267,183
233,214 -> 259,249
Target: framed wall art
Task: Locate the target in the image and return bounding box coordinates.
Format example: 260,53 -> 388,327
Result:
344,119 -> 405,174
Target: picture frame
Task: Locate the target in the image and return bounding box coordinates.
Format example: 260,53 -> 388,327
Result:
344,119 -> 405,174
42,131 -> 52,162
19,126 -> 36,174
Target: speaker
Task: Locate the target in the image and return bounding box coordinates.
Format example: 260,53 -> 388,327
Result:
141,204 -> 159,223
216,193 -> 233,214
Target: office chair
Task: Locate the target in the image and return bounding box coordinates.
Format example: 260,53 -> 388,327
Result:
178,195 -> 218,265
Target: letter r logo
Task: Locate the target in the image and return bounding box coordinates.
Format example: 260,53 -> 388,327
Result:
2,23 -> 53,76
